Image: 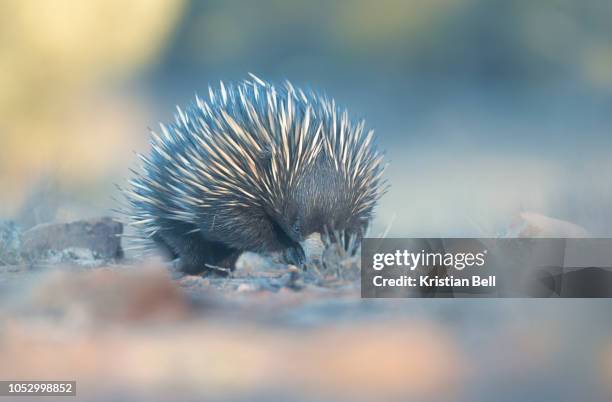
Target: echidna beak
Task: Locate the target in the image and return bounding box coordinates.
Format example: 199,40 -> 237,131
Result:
284,244 -> 306,268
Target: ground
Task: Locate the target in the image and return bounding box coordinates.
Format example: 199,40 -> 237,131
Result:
0,218 -> 611,402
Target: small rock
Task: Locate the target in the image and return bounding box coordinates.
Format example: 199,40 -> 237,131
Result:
237,283 -> 257,292
301,232 -> 325,261
178,275 -> 210,288
21,217 -> 123,261
235,252 -> 276,272
506,212 -> 589,237
41,248 -> 101,267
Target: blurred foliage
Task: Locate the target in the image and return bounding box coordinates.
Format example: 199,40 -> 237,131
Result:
0,0 -> 185,212
160,0 -> 612,84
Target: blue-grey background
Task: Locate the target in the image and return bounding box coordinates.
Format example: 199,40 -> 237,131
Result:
153,1 -> 612,238
3,0 -> 611,238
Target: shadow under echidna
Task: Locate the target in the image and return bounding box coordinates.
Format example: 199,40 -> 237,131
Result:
120,75 -> 386,275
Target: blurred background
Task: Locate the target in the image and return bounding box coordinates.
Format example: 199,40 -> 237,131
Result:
2,0 -> 611,236
1,1 -> 612,401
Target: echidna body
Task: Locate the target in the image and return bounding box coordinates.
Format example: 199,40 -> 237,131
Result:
124,76 -> 386,274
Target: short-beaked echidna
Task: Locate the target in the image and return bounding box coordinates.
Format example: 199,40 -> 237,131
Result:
123,75 -> 386,274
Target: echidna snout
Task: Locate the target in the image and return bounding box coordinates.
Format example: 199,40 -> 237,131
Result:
123,75 -> 386,274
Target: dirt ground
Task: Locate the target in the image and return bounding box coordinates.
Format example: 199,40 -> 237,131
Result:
1,218 -> 611,402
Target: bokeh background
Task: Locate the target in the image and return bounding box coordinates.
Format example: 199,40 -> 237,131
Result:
2,0 -> 612,236
1,1 -> 612,401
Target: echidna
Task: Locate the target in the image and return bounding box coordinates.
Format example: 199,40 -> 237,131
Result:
122,75 -> 386,274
